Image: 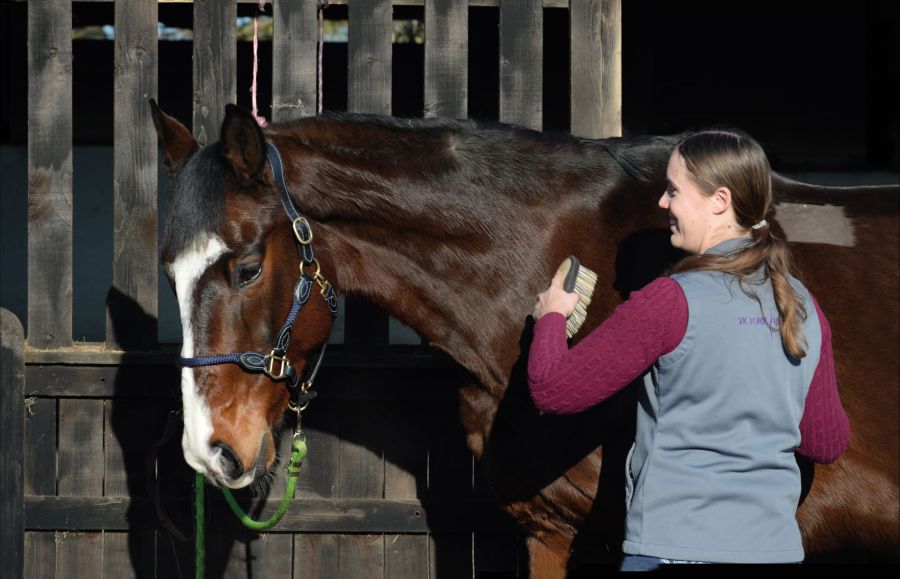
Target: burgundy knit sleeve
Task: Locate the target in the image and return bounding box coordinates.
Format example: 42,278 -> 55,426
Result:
796,294 -> 850,464
528,277 -> 688,414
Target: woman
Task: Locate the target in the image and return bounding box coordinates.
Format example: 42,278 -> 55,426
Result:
528,130 -> 850,569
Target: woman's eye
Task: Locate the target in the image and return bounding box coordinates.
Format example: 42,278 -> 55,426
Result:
237,264 -> 262,288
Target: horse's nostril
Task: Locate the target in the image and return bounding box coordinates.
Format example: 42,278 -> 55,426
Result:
212,441 -> 244,480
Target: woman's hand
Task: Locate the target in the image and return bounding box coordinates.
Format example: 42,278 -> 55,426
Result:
533,266 -> 580,320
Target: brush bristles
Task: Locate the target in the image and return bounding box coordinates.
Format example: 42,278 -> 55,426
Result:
566,265 -> 598,338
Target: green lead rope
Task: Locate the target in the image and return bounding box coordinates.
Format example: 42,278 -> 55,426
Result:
195,434 -> 308,579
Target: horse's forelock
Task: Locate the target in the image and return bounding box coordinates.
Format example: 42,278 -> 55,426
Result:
162,145 -> 227,262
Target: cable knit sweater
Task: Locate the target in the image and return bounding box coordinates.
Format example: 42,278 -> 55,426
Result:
528,277 -> 850,464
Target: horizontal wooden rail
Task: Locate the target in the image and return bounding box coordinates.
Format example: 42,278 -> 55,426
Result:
24,364 -> 461,399
11,1 -> 570,6
25,496 -> 519,534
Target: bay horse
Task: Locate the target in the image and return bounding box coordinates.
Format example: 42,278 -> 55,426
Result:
150,100 -> 899,575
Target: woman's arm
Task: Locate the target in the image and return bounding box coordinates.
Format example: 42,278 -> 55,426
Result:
796,295 -> 851,464
528,277 -> 688,414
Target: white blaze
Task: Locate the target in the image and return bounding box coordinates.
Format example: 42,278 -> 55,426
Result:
170,234 -> 228,477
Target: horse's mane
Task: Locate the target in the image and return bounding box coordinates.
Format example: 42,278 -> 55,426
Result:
161,145 -> 226,261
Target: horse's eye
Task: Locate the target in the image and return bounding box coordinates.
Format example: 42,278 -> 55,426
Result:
236,264 -> 262,288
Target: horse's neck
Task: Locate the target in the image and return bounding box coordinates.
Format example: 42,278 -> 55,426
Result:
304,181 -> 547,392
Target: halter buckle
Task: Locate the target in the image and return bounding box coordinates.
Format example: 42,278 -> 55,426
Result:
266,351 -> 292,380
292,216 -> 313,245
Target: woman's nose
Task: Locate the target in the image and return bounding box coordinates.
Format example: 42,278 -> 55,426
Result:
658,192 -> 668,209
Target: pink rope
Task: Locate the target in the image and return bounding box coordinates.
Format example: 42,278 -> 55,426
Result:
251,1 -> 269,127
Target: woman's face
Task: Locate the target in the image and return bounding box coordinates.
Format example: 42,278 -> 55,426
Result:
658,149 -> 715,254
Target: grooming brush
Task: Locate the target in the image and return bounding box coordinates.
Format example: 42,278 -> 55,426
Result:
556,256 -> 598,338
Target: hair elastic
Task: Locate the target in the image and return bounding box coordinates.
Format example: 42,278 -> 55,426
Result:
751,219 -> 768,230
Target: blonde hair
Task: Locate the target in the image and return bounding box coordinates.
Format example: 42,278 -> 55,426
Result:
670,130 -> 808,359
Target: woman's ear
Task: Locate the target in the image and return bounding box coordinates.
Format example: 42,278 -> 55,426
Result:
220,104 -> 267,186
710,186 -> 733,215
149,99 -> 199,175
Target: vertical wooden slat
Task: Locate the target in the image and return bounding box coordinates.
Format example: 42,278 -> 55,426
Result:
340,534 -> 384,579
108,0 -> 158,348
297,400 -> 341,499
347,0 -> 391,115
272,0 -> 317,122
294,534 -> 339,578
499,0 -> 543,130
102,531 -> 155,579
193,0 -> 237,145
427,403 -> 474,578
249,533 -> 293,578
0,309 -> 25,579
56,532 -> 102,579
570,0 -> 621,138
386,534 -> 428,579
384,400 -> 427,577
27,0 -> 73,348
24,532 -> 56,579
346,0 -> 392,353
424,0 -> 468,118
339,396 -> 385,577
103,399 -> 157,498
57,399 -> 104,497
24,398 -> 56,496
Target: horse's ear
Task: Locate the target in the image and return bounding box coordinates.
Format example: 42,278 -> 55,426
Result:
149,99 -> 199,175
220,104 -> 267,186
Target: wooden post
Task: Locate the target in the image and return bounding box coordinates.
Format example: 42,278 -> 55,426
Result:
570,0 -> 622,138
28,0 -> 73,349
108,0 -> 158,349
0,309 -> 25,579
193,0 -> 237,145
425,0 -> 468,118
273,0 -> 318,122
345,0 -> 391,355
500,0 -> 543,130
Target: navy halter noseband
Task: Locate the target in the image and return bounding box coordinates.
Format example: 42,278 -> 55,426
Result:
179,140 -> 338,409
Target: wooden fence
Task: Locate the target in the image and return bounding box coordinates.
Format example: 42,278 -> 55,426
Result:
2,1 -> 621,577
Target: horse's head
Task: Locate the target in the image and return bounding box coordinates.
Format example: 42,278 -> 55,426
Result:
151,101 -> 334,488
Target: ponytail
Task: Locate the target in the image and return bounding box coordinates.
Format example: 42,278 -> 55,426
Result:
671,130 -> 808,359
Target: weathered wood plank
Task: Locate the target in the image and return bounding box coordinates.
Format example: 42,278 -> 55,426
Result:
340,534 -> 384,579
424,0 -> 468,118
297,399 -> 341,499
386,534 -> 428,579
27,0 -> 73,349
347,0 -> 391,115
193,0 -> 237,145
25,365 -> 179,398
384,402 -> 427,501
56,531 -> 102,579
102,530 -> 155,579
338,400 -> 385,499
24,532 -> 56,579
108,0 -> 158,349
24,344 -> 453,368
0,310 -> 25,579
25,496 -> 516,533
24,398 -> 56,496
57,399 -> 104,497
272,0 -> 317,121
570,0 -> 621,138
104,399 -> 159,498
499,0 -> 543,130
249,533 -> 293,579
294,533 -> 339,578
